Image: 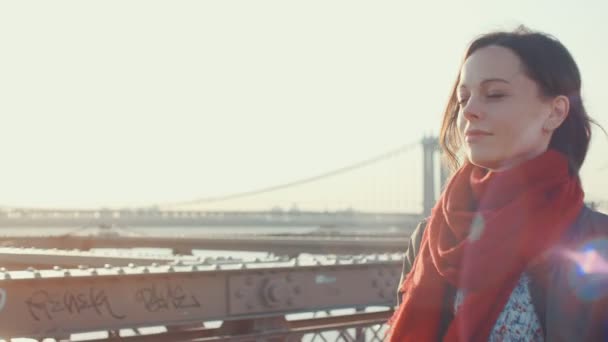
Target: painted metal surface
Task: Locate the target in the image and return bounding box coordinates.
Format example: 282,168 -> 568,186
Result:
0,253 -> 402,339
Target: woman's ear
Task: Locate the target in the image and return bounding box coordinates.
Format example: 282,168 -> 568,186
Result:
543,95 -> 570,132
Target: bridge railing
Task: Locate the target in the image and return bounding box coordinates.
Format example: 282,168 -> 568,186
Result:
0,253 -> 402,341
71,308 -> 391,341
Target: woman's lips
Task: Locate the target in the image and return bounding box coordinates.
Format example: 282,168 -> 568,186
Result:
465,130 -> 492,143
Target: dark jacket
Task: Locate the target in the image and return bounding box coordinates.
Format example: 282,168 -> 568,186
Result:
397,206 -> 608,341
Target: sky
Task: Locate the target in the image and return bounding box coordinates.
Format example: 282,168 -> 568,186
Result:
1,1 -> 607,212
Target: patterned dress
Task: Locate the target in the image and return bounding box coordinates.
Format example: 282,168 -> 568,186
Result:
454,273 -> 544,341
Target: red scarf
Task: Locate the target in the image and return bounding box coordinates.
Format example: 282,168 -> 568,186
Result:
387,150 -> 584,341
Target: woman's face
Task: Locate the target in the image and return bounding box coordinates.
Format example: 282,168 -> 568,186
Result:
456,45 -> 563,171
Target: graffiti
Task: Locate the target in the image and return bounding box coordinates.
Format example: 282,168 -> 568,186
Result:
135,282 -> 201,312
25,288 -> 126,321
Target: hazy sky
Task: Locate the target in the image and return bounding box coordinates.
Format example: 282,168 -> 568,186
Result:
1,1 -> 607,211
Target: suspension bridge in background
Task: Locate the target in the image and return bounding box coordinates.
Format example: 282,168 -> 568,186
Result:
0,137 -> 448,229
1,136 -> 605,229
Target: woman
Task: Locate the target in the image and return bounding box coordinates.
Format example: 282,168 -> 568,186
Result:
388,27 -> 608,341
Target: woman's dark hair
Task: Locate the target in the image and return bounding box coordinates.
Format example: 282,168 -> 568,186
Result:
440,26 -> 601,174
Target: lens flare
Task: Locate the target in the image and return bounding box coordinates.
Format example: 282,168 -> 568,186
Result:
563,248 -> 608,275
563,239 -> 608,301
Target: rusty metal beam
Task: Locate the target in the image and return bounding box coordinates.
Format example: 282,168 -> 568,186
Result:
0,247 -> 188,269
0,233 -> 411,256
0,254 -> 401,339
82,310 -> 393,341
0,247 -> 286,270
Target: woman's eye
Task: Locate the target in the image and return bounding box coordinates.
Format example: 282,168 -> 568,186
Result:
487,93 -> 505,99
457,98 -> 468,105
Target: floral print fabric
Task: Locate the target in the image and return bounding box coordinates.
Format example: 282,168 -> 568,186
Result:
454,273 -> 544,341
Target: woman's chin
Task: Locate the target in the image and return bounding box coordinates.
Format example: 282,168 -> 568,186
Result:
467,153 -> 501,170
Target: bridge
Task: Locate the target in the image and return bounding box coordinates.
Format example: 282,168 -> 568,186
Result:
5,137 -> 603,229
0,231 -> 413,259
0,137 -> 605,341
0,137 -> 446,229
0,252 -> 401,341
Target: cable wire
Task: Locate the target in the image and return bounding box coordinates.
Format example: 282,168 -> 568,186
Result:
157,141 -> 420,209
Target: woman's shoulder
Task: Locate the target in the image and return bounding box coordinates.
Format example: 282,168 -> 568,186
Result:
586,206 -> 608,224
574,206 -> 608,236
548,206 -> 608,341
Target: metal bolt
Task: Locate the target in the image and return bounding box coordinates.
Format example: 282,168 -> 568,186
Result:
53,266 -> 62,271
104,264 -> 112,269
142,267 -> 149,273
128,263 -> 136,268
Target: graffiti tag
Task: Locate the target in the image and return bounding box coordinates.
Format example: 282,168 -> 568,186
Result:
135,283 -> 201,312
25,288 -> 125,321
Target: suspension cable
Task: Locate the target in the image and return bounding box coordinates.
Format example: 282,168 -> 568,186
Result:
157,141 -> 419,209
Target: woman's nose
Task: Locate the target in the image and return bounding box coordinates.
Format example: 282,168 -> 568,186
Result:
461,99 -> 483,121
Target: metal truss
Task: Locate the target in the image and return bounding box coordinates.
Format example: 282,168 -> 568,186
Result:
0,253 -> 402,340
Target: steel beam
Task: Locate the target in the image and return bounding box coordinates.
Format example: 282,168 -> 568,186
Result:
0,254 -> 401,339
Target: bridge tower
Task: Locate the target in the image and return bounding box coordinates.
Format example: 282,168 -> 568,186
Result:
422,136 -> 448,217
